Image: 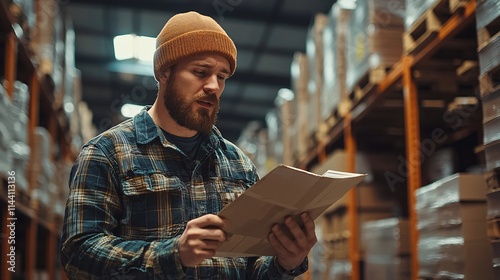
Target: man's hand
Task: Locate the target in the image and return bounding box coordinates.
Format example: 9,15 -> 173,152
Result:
268,212 -> 317,271
178,214 -> 228,267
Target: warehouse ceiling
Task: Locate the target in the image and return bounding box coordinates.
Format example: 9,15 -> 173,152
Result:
64,0 -> 338,142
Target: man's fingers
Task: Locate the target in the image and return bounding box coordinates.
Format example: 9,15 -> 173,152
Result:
271,224 -> 300,253
202,239 -> 224,249
189,214 -> 227,229
299,213 -> 317,242
285,217 -> 307,245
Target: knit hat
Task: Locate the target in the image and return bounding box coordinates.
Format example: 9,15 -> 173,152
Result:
153,11 -> 237,80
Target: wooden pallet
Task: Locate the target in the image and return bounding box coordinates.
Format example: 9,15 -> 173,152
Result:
348,66 -> 389,104
403,0 -> 469,55
476,0 -> 500,48
306,131 -> 319,156
485,168 -> 500,193
479,63 -> 500,96
478,31 -> 500,73
488,217 -> 500,240
317,99 -> 353,141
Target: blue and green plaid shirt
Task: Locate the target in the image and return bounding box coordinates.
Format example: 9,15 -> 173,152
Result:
60,108 -> 305,279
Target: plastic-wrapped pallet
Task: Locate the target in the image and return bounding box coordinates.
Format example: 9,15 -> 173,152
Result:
475,0 -> 500,96
362,218 -> 410,280
345,0 -> 404,99
326,258 -> 351,280
0,85 -> 13,177
274,88 -> 295,166
28,127 -> 55,208
321,2 -> 353,130
476,0 -> 500,58
290,52 -> 309,163
7,81 -> 30,192
416,173 -> 494,279
265,109 -> 282,168
236,121 -> 262,165
405,0 -> 436,30
492,240 -> 500,279
477,0 -> 500,171
305,13 -> 328,140
9,0 -> 35,40
30,0 -> 57,76
481,92 -> 500,169
487,189 -> 500,222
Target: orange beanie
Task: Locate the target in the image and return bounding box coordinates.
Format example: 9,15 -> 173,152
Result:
153,11 -> 237,80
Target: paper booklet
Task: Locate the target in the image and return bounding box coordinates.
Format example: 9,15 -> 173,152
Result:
215,164 -> 366,257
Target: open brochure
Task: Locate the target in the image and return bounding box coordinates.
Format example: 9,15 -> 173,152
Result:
216,164 -> 366,257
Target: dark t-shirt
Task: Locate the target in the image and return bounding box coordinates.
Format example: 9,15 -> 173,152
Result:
161,128 -> 203,159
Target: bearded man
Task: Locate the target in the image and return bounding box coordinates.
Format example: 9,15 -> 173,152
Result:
60,11 -> 316,280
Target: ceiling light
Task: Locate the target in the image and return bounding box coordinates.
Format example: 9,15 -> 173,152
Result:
113,34 -> 155,62
121,103 -> 144,118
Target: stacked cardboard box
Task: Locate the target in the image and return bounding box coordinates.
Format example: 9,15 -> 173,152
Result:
477,0 -> 500,171
477,1 -> 500,276
485,170 -> 500,278
273,88 -> 296,166
264,109 -> 282,170
0,85 -> 13,177
4,81 -> 30,192
305,13 -> 328,142
492,239 -> 500,280
345,0 -> 404,98
8,0 -> 35,40
311,149 -> 400,279
28,127 -> 56,212
416,173 -> 494,279
362,218 -> 411,280
290,52 -> 309,163
405,0 -> 435,30
320,3 -> 353,135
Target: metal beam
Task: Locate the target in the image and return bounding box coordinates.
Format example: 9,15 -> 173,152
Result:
72,25 -> 300,58
66,0 -> 314,27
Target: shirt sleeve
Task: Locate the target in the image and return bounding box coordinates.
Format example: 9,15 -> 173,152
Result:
246,256 -> 309,279
59,144 -> 185,279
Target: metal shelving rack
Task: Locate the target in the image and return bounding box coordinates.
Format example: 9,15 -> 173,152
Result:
298,1 -> 479,279
0,0 -> 73,279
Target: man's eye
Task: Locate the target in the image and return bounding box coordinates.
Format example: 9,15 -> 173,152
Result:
194,70 -> 205,76
217,75 -> 227,80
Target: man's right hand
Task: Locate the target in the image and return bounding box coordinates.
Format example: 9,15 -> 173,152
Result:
178,214 -> 228,267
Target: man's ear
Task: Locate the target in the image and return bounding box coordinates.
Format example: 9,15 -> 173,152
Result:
157,68 -> 171,84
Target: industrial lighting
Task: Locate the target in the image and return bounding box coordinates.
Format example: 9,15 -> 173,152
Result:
121,103 -> 144,118
113,34 -> 155,62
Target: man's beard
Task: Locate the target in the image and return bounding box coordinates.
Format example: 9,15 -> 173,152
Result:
162,74 -> 219,135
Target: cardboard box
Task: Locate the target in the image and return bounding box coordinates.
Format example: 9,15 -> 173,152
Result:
418,202 -> 488,232
362,218 -> 410,256
364,255 -> 411,280
416,173 -> 487,210
436,241 -> 494,280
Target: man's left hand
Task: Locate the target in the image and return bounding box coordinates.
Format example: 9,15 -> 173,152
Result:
268,212 -> 317,271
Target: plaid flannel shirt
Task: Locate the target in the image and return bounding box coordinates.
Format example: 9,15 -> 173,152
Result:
60,108 -> 306,279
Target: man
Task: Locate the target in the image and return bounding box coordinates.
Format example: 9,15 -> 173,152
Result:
60,11 -> 317,279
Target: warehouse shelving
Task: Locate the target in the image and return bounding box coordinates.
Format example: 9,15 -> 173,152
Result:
297,1 -> 480,280
0,0 -> 72,279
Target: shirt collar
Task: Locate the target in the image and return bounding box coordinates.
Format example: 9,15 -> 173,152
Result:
133,106 -> 227,150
